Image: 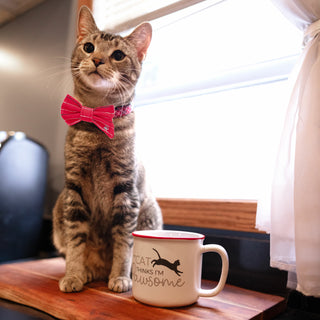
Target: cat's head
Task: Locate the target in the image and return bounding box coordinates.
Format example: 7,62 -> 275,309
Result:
71,6 -> 152,107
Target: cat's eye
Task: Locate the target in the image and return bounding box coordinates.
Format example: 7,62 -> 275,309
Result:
111,50 -> 126,61
83,42 -> 95,53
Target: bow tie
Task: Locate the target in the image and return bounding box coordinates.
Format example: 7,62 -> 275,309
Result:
61,95 -> 132,138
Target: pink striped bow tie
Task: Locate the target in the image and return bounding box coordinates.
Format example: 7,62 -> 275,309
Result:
61,95 -> 132,138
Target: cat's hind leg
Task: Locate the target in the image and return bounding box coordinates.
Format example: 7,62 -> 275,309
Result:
137,195 -> 163,230
136,163 -> 163,231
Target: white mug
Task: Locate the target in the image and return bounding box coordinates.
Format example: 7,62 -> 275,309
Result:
131,230 -> 229,307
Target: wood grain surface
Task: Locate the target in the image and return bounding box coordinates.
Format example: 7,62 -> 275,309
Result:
157,198 -> 261,233
0,258 -> 285,320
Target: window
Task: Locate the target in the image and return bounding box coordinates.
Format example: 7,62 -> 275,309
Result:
131,0 -> 302,200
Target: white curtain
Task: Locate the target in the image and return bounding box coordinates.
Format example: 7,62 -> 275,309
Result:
256,0 -> 320,297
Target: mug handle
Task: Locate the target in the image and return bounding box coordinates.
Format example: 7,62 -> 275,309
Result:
198,244 -> 229,297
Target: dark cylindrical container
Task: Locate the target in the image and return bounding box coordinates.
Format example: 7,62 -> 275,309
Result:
0,132 -> 48,262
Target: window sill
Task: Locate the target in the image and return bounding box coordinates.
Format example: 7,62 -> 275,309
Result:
157,198 -> 262,234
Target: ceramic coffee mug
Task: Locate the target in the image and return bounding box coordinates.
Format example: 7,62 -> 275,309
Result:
132,230 -> 229,307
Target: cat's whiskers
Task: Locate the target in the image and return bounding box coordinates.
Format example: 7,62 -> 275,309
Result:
45,68 -> 71,81
39,59 -> 70,79
113,79 -> 132,106
102,86 -> 114,103
36,58 -> 73,99
117,73 -> 137,104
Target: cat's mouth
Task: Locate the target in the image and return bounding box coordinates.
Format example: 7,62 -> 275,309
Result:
85,71 -> 115,89
89,70 -> 103,79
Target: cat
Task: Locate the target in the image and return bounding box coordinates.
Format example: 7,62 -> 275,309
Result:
52,6 -> 162,294
151,248 -> 183,276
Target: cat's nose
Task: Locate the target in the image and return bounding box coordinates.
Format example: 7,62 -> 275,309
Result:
92,58 -> 104,67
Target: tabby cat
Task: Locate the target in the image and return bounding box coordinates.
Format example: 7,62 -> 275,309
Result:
52,6 -> 162,293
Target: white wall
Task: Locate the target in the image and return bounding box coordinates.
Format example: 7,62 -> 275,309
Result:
0,0 -> 77,212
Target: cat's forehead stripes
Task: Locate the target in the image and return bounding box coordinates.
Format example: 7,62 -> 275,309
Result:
85,33 -> 124,51
100,32 -> 117,41
99,32 -> 123,47
86,32 -> 121,42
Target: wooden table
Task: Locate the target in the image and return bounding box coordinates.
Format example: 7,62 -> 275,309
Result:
0,258 -> 285,320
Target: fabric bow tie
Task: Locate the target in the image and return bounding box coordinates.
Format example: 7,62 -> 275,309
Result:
61,95 -> 132,138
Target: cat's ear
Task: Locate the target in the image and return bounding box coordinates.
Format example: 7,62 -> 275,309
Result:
126,23 -> 152,62
77,6 -> 99,42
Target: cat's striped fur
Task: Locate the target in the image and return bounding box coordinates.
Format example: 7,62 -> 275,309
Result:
52,6 -> 162,293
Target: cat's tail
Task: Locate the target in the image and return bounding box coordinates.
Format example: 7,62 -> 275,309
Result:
152,248 -> 161,259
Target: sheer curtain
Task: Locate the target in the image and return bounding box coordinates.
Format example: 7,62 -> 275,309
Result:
256,0 -> 320,297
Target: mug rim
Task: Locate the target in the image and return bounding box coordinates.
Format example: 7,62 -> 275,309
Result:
132,230 -> 205,240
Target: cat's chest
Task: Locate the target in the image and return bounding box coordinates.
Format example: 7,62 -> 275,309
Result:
66,126 -> 126,163
65,125 -> 136,204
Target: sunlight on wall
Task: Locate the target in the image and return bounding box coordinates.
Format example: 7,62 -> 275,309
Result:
0,49 -> 23,73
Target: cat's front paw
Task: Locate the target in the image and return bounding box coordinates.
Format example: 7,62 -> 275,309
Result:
59,275 -> 84,293
108,276 -> 132,293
